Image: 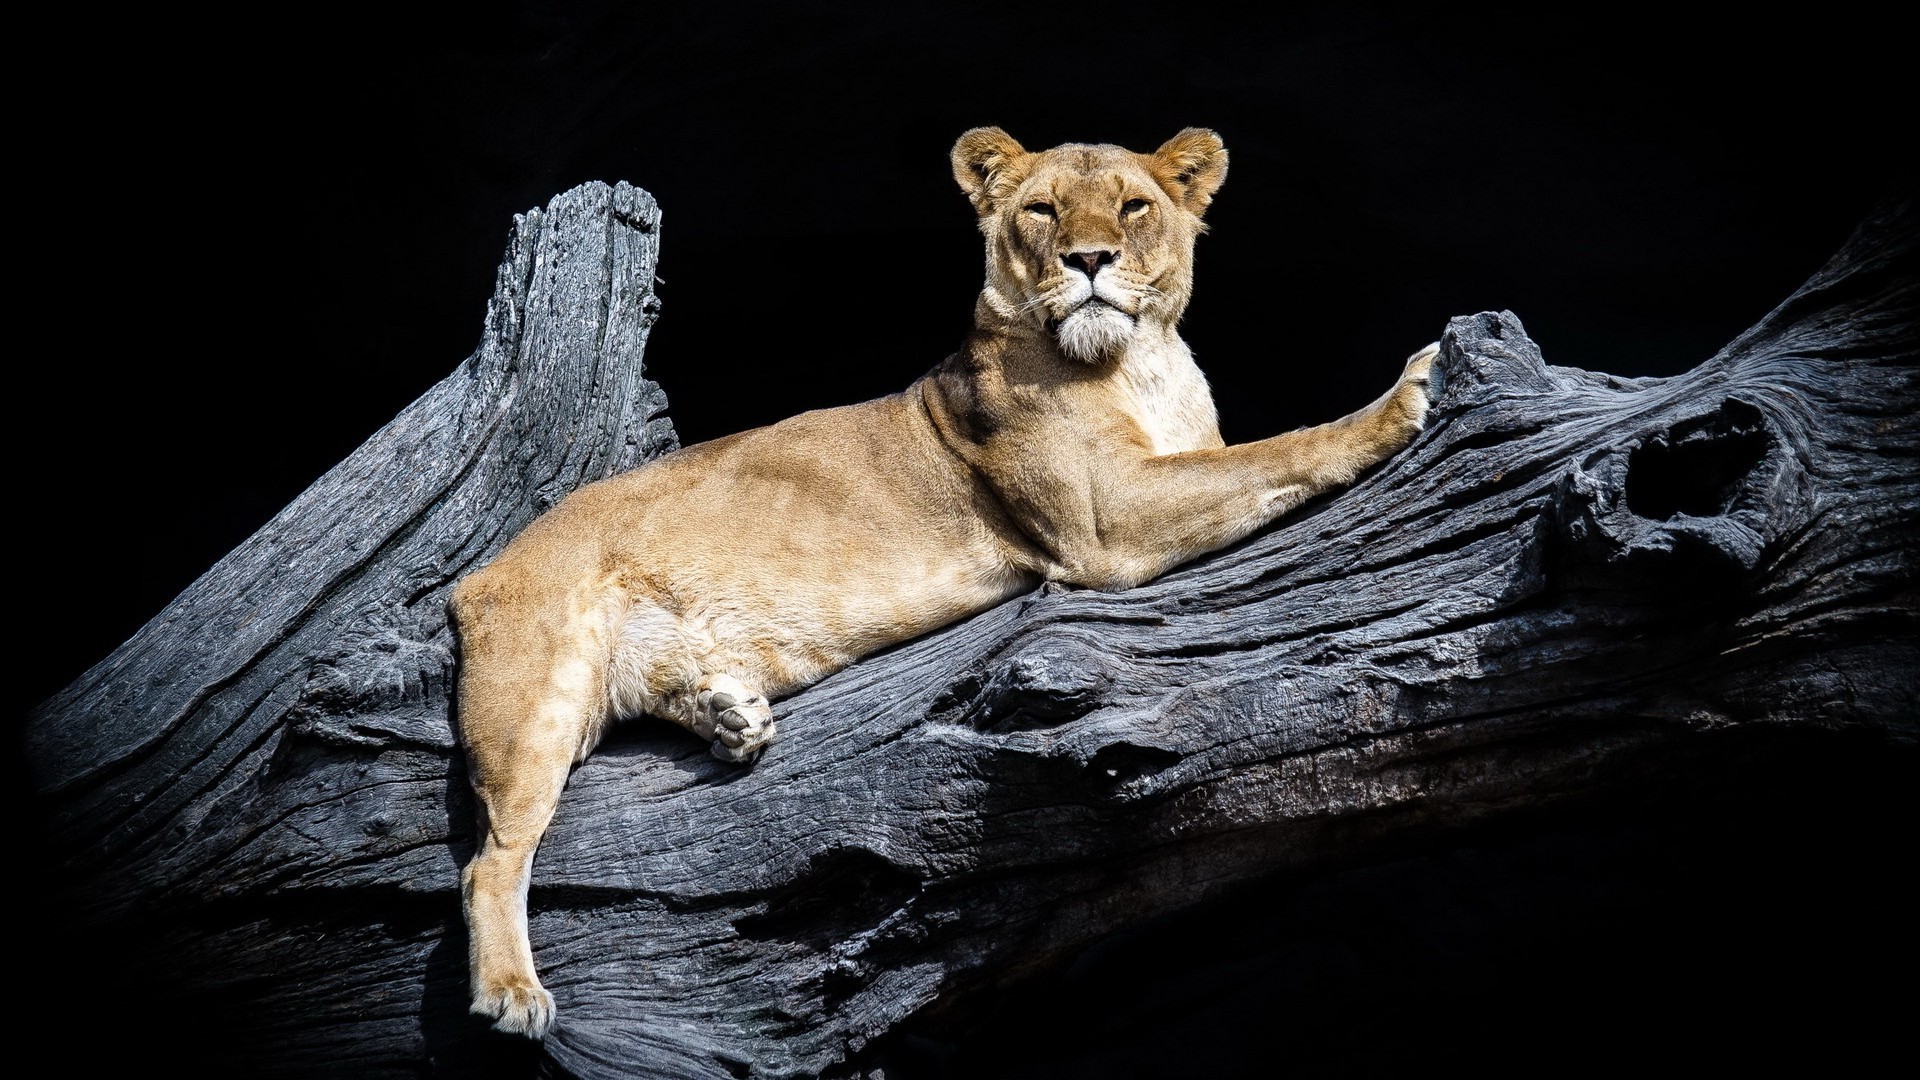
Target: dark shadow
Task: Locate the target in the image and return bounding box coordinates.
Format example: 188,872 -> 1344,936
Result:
872,728 -> 1918,1079
419,920 -> 548,1079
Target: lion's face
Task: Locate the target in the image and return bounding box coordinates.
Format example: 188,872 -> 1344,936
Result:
952,128 -> 1228,363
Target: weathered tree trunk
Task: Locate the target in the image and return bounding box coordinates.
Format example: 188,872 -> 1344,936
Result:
24,183 -> 1916,1079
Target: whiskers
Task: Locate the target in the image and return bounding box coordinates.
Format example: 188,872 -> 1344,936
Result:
1013,272 -> 1166,360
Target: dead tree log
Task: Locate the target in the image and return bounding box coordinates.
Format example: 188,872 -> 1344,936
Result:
23,182 -> 1917,1079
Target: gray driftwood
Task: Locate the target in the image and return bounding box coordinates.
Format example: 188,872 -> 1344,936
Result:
24,182 -> 1917,1079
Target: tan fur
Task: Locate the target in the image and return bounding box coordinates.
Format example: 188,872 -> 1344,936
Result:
452,127 -> 1438,1037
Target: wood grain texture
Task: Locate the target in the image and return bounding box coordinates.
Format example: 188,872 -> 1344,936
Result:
24,186 -> 1916,1079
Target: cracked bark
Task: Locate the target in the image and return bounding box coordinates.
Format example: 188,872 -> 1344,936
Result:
23,182 -> 1917,1079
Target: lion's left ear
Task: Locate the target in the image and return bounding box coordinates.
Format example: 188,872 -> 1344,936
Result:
1149,128 -> 1228,215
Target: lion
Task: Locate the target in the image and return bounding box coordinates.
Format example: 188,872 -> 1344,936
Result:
451,126 -> 1438,1038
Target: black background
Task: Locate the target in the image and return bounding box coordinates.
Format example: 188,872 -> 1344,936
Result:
19,2 -> 1910,720
17,2 -> 1912,1075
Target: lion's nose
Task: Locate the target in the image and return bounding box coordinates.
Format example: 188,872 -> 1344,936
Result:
1062,249 -> 1118,278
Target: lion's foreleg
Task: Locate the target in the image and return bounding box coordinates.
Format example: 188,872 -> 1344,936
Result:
1071,343 -> 1438,587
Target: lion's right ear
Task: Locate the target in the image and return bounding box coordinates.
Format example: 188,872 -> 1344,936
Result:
952,127 -> 1031,214
1150,128 -> 1228,216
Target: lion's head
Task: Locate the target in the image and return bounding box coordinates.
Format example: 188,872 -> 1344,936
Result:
951,127 -> 1227,364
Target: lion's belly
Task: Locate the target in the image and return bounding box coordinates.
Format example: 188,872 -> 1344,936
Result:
606,545 -> 1027,716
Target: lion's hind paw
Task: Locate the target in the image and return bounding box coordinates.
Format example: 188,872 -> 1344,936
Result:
472,982 -> 556,1040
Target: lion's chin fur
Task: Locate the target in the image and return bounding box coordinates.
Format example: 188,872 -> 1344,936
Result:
1055,302 -> 1137,363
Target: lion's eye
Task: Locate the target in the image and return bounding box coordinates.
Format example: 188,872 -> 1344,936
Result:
1122,198 -> 1150,216
1024,202 -> 1056,218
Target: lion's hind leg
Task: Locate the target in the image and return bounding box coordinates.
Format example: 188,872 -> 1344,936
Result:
451,574 -> 613,1039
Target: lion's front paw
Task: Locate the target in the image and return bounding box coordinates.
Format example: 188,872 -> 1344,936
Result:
1388,341 -> 1440,435
707,689 -> 775,763
1405,340 -> 1438,383
472,980 -> 556,1039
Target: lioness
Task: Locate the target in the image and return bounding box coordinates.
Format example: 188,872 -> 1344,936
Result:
452,126 -> 1437,1037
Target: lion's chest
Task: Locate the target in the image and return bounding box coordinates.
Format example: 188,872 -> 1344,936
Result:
1117,343 -> 1223,455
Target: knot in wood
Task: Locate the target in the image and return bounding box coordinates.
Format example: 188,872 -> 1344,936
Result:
951,630 -> 1121,732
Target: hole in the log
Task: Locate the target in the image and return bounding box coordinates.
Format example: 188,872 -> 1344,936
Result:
713,1052 -> 752,1079
1625,405 -> 1768,521
733,847 -> 920,946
